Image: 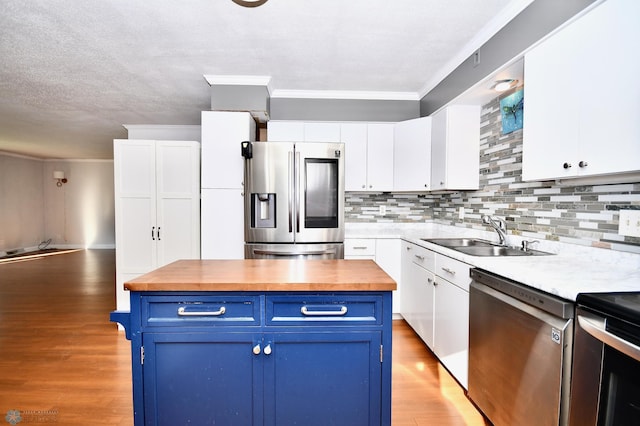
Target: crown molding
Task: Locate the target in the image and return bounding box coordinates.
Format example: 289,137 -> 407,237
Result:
270,89 -> 419,101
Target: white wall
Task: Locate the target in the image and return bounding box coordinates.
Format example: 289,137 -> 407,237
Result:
0,153 -> 45,251
0,153 -> 115,253
43,160 -> 115,249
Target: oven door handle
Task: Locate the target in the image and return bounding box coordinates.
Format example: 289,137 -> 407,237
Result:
578,314 -> 640,362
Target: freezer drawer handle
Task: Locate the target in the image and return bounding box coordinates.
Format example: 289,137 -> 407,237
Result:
253,249 -> 336,256
301,306 -> 348,316
177,306 -> 226,317
578,314 -> 640,363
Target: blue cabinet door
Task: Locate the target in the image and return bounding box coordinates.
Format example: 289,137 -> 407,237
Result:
143,332 -> 263,426
263,331 -> 383,426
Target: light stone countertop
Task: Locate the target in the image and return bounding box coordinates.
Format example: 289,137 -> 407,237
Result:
346,222 -> 640,302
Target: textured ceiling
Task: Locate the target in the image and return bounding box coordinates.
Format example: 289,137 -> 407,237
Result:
0,0 -> 525,159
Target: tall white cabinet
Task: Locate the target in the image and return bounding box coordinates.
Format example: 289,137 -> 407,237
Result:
201,111 -> 256,259
114,139 -> 201,311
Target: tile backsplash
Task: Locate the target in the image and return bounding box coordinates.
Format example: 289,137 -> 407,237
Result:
345,86 -> 640,253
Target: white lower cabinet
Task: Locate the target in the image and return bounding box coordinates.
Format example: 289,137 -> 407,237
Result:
345,238 -> 402,315
400,241 -> 470,389
433,253 -> 471,389
201,188 -> 245,259
400,241 -> 435,347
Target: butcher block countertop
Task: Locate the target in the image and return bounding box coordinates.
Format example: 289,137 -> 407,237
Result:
124,259 -> 397,292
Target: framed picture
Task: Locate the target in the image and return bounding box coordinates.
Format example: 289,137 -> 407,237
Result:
500,89 -> 523,134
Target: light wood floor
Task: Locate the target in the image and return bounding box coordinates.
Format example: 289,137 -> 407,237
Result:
0,249 -> 488,425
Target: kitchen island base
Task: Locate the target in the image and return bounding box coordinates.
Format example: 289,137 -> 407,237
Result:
111,260 -> 395,426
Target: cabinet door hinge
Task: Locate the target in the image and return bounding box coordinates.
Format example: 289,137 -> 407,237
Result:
380,345 -> 383,363
140,346 -> 145,365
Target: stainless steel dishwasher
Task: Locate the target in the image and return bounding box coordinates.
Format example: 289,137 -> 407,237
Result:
468,269 -> 574,426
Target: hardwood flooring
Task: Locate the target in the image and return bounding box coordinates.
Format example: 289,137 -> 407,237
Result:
0,249 -> 488,425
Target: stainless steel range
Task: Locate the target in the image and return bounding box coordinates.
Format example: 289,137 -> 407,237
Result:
569,292 -> 640,425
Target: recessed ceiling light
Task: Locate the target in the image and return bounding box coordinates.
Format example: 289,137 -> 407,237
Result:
493,79 -> 518,92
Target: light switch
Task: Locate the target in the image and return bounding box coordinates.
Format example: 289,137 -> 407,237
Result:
619,210 -> 640,238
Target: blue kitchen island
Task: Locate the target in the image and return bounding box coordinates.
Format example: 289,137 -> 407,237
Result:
111,259 -> 396,426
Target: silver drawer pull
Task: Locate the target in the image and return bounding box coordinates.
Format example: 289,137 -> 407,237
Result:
301,306 -> 348,316
353,246 -> 368,250
441,267 -> 456,275
414,255 -> 425,260
177,306 -> 226,316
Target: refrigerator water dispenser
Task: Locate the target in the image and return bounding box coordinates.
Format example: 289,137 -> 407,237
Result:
251,193 -> 276,228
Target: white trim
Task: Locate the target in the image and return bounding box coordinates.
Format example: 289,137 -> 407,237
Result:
203,75 -> 273,94
270,89 -> 420,101
419,0 -> 534,98
123,124 -> 201,131
44,158 -> 114,163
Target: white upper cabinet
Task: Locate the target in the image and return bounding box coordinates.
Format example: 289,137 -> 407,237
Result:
523,0 -> 640,181
430,105 -> 480,191
340,122 -> 369,191
201,111 -> 256,189
304,122 -> 341,142
268,120 -> 395,192
366,123 -> 395,192
393,117 -> 432,191
267,120 -> 304,141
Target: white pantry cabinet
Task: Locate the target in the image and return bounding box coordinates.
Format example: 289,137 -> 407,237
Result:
393,117 -> 432,191
113,139 -> 201,310
430,105 -> 480,191
201,111 -> 256,259
523,0 -> 640,181
201,111 -> 256,189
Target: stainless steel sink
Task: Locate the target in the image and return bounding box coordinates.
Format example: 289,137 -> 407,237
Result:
421,238 -> 496,248
422,238 -> 553,257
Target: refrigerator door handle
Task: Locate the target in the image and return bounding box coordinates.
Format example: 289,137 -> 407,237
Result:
295,151 -> 300,233
252,249 -> 337,256
288,150 -> 293,233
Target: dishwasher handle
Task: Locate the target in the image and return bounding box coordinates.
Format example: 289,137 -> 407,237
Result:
578,313 -> 640,363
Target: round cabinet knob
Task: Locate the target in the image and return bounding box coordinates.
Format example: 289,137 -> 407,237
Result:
252,344 -> 261,355
563,162 -> 572,169
424,184 -> 428,188
263,344 -> 272,355
579,161 -> 588,168
369,185 -> 373,189
362,184 -> 366,189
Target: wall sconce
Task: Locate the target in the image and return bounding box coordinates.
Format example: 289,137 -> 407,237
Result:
492,79 -> 518,92
53,171 -> 67,187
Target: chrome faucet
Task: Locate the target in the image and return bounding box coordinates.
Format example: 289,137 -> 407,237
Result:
481,215 -> 508,246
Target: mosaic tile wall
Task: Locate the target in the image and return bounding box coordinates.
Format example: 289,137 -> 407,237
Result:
345,86 -> 640,252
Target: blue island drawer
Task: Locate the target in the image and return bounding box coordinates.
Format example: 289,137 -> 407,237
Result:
141,295 -> 261,328
266,294 -> 383,326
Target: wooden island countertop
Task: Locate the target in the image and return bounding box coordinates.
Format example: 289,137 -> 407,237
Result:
124,259 -> 397,292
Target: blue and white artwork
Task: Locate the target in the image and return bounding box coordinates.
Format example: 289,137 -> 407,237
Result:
500,89 -> 524,134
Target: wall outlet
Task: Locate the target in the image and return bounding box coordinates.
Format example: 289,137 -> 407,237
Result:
458,207 -> 465,220
619,210 -> 640,237
379,205 -> 386,216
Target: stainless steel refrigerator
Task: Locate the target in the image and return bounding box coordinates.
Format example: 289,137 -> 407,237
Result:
242,141 -> 345,259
